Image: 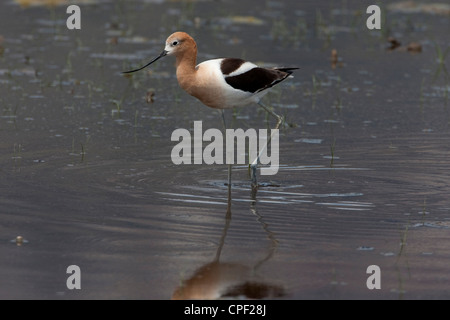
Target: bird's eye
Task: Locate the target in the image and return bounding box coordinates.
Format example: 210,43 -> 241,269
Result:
172,40 -> 179,46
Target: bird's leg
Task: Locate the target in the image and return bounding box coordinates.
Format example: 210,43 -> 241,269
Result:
220,110 -> 232,200
250,101 -> 284,189
227,163 -> 232,207
220,109 -> 227,130
258,101 -> 284,130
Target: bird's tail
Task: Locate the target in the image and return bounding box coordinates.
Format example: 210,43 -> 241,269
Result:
274,67 -> 299,75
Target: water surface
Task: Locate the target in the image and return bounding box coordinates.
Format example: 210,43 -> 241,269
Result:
1,0 -> 449,299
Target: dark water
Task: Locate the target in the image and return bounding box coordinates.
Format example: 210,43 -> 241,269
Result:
1,0 -> 449,299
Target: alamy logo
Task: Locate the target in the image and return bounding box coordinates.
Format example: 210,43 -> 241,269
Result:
171,121 -> 279,175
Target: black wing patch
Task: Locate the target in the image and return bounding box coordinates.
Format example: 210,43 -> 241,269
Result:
221,58 -> 246,75
225,67 -> 298,93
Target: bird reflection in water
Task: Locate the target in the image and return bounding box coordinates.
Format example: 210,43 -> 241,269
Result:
172,182 -> 285,300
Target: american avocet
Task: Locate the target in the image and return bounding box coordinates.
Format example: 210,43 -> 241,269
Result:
123,31 -> 298,188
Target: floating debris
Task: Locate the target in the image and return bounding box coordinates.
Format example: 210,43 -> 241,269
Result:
14,0 -> 101,7
109,37 -> 118,45
357,246 -> 375,251
115,36 -> 150,44
386,37 -> 422,54
330,49 -> 344,69
146,89 -> 155,104
216,16 -> 265,26
388,1 -> 450,16
331,49 -> 338,69
387,37 -> 401,51
380,252 -> 396,257
295,138 -> 323,144
272,103 -> 299,109
10,235 -> 28,246
407,42 -> 422,53
412,221 -> 450,229
329,50 -> 337,70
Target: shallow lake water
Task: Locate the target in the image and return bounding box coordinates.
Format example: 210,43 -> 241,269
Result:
1,0 -> 449,299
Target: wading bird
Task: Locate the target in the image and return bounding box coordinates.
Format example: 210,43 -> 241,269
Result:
123,31 -> 298,189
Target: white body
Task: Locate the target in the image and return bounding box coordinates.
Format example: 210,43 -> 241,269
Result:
191,59 -> 267,109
